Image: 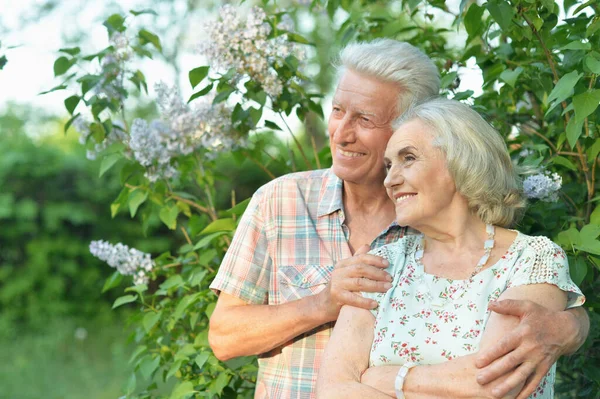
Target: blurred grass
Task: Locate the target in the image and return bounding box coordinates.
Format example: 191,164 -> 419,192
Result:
0,312 -> 132,399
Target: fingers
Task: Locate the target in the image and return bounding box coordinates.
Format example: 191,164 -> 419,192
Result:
354,244 -> 371,255
514,367 -> 548,399
476,333 -> 521,371
338,291 -> 379,310
336,253 -> 390,270
488,362 -> 536,398
488,299 -> 534,318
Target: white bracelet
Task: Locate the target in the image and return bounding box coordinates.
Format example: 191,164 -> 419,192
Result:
395,361 -> 417,399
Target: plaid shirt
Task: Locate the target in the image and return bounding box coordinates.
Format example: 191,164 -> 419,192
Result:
210,168 -> 406,398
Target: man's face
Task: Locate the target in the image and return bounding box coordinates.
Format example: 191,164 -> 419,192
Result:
328,70 -> 402,187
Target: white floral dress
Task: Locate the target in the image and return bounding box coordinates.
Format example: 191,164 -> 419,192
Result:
363,232 -> 585,399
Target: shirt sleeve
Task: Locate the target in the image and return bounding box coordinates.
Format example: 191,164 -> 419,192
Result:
506,236 -> 585,309
362,239 -> 409,317
209,186 -> 271,304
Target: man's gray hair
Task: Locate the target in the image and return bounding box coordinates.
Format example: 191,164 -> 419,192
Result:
393,98 -> 526,227
337,39 -> 440,113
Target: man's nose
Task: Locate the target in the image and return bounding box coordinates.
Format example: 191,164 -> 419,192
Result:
332,116 -> 356,145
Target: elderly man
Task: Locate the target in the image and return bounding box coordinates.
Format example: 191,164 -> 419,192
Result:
208,39 -> 589,399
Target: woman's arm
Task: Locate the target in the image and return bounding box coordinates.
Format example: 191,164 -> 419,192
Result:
316,305 -> 393,398
360,283 -> 568,399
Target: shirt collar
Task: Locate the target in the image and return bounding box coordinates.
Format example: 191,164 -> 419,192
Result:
317,169 -> 344,217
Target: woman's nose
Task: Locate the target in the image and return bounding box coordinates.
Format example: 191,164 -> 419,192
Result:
384,166 -> 403,188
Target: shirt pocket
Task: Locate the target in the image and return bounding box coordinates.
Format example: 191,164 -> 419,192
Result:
276,264 -> 334,303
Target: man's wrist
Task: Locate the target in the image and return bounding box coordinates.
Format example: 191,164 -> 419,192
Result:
563,307 -> 589,355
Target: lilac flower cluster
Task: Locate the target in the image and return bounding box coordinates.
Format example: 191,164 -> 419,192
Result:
94,32 -> 131,104
199,5 -> 301,98
128,82 -> 236,182
523,171 -> 562,202
89,240 -> 154,285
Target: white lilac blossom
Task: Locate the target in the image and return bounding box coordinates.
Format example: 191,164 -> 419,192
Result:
523,172 -> 562,202
200,5 -> 302,97
89,240 -> 154,285
92,32 -> 132,104
128,83 -> 237,181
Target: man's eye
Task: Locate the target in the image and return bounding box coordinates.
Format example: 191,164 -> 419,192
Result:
404,155 -> 416,162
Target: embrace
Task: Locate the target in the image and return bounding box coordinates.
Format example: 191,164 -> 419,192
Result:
209,39 -> 588,398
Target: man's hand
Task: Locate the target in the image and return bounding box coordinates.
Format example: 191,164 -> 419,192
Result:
475,299 -> 584,399
317,244 -> 392,321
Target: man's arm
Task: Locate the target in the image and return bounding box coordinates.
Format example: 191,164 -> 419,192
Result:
475,300 -> 589,399
209,245 -> 392,360
358,284 -> 567,399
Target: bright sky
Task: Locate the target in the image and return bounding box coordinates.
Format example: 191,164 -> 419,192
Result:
0,0 -> 483,119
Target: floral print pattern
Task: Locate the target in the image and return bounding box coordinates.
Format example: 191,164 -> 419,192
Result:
364,232 -> 585,399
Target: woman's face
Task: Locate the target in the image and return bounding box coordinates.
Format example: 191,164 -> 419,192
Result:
383,119 -> 460,228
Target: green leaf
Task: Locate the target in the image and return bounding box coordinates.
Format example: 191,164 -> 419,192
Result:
125,373 -> 136,395
584,54 -> 600,74
208,373 -> 231,395
130,9 -> 158,16
169,381 -> 196,399
440,71 -> 458,89
187,83 -> 214,103
557,227 -> 582,248
0,55 -> 6,70
591,206 -> 600,225
59,47 -> 81,56
486,0 -> 515,31
189,66 -> 209,89
128,190 -> 148,217
499,67 -> 523,88
125,284 -> 148,295
576,238 -> 600,255
573,89 -> 600,122
159,204 -> 179,230
64,95 -> 80,115
205,302 -> 216,319
264,120 -> 282,131
166,359 -> 184,380
104,14 -> 126,34
546,71 -> 581,108
129,345 -> 147,364
551,155 -> 577,171
99,153 -> 122,177
112,294 -> 138,309
581,224 -> 600,240
111,187 -> 130,218
586,18 -> 600,37
223,197 -> 251,217
286,32 -> 311,45
53,56 -> 75,76
464,3 -> 485,37
138,355 -> 160,380
566,117 -> 584,148
160,275 -> 184,290
64,113 -> 81,134
200,218 -> 236,235
173,294 -> 199,321
39,84 -> 67,95
138,29 -> 162,51
143,311 -> 162,333
587,138 -> 600,162
194,353 -> 210,369
560,41 -> 591,51
102,271 -> 123,293
213,88 -> 235,104
193,231 -> 228,250
570,257 -> 587,286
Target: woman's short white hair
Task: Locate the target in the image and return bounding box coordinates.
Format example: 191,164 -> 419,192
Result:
337,39 -> 440,113
393,98 -> 526,227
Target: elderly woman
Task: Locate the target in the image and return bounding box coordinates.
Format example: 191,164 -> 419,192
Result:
315,98 -> 584,399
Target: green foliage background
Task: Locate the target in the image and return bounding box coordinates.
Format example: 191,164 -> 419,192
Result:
4,0 -> 600,398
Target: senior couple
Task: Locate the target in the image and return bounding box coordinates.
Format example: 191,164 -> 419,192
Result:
208,39 -> 588,398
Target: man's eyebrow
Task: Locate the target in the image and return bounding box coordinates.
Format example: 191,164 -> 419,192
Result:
331,100 -> 377,117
